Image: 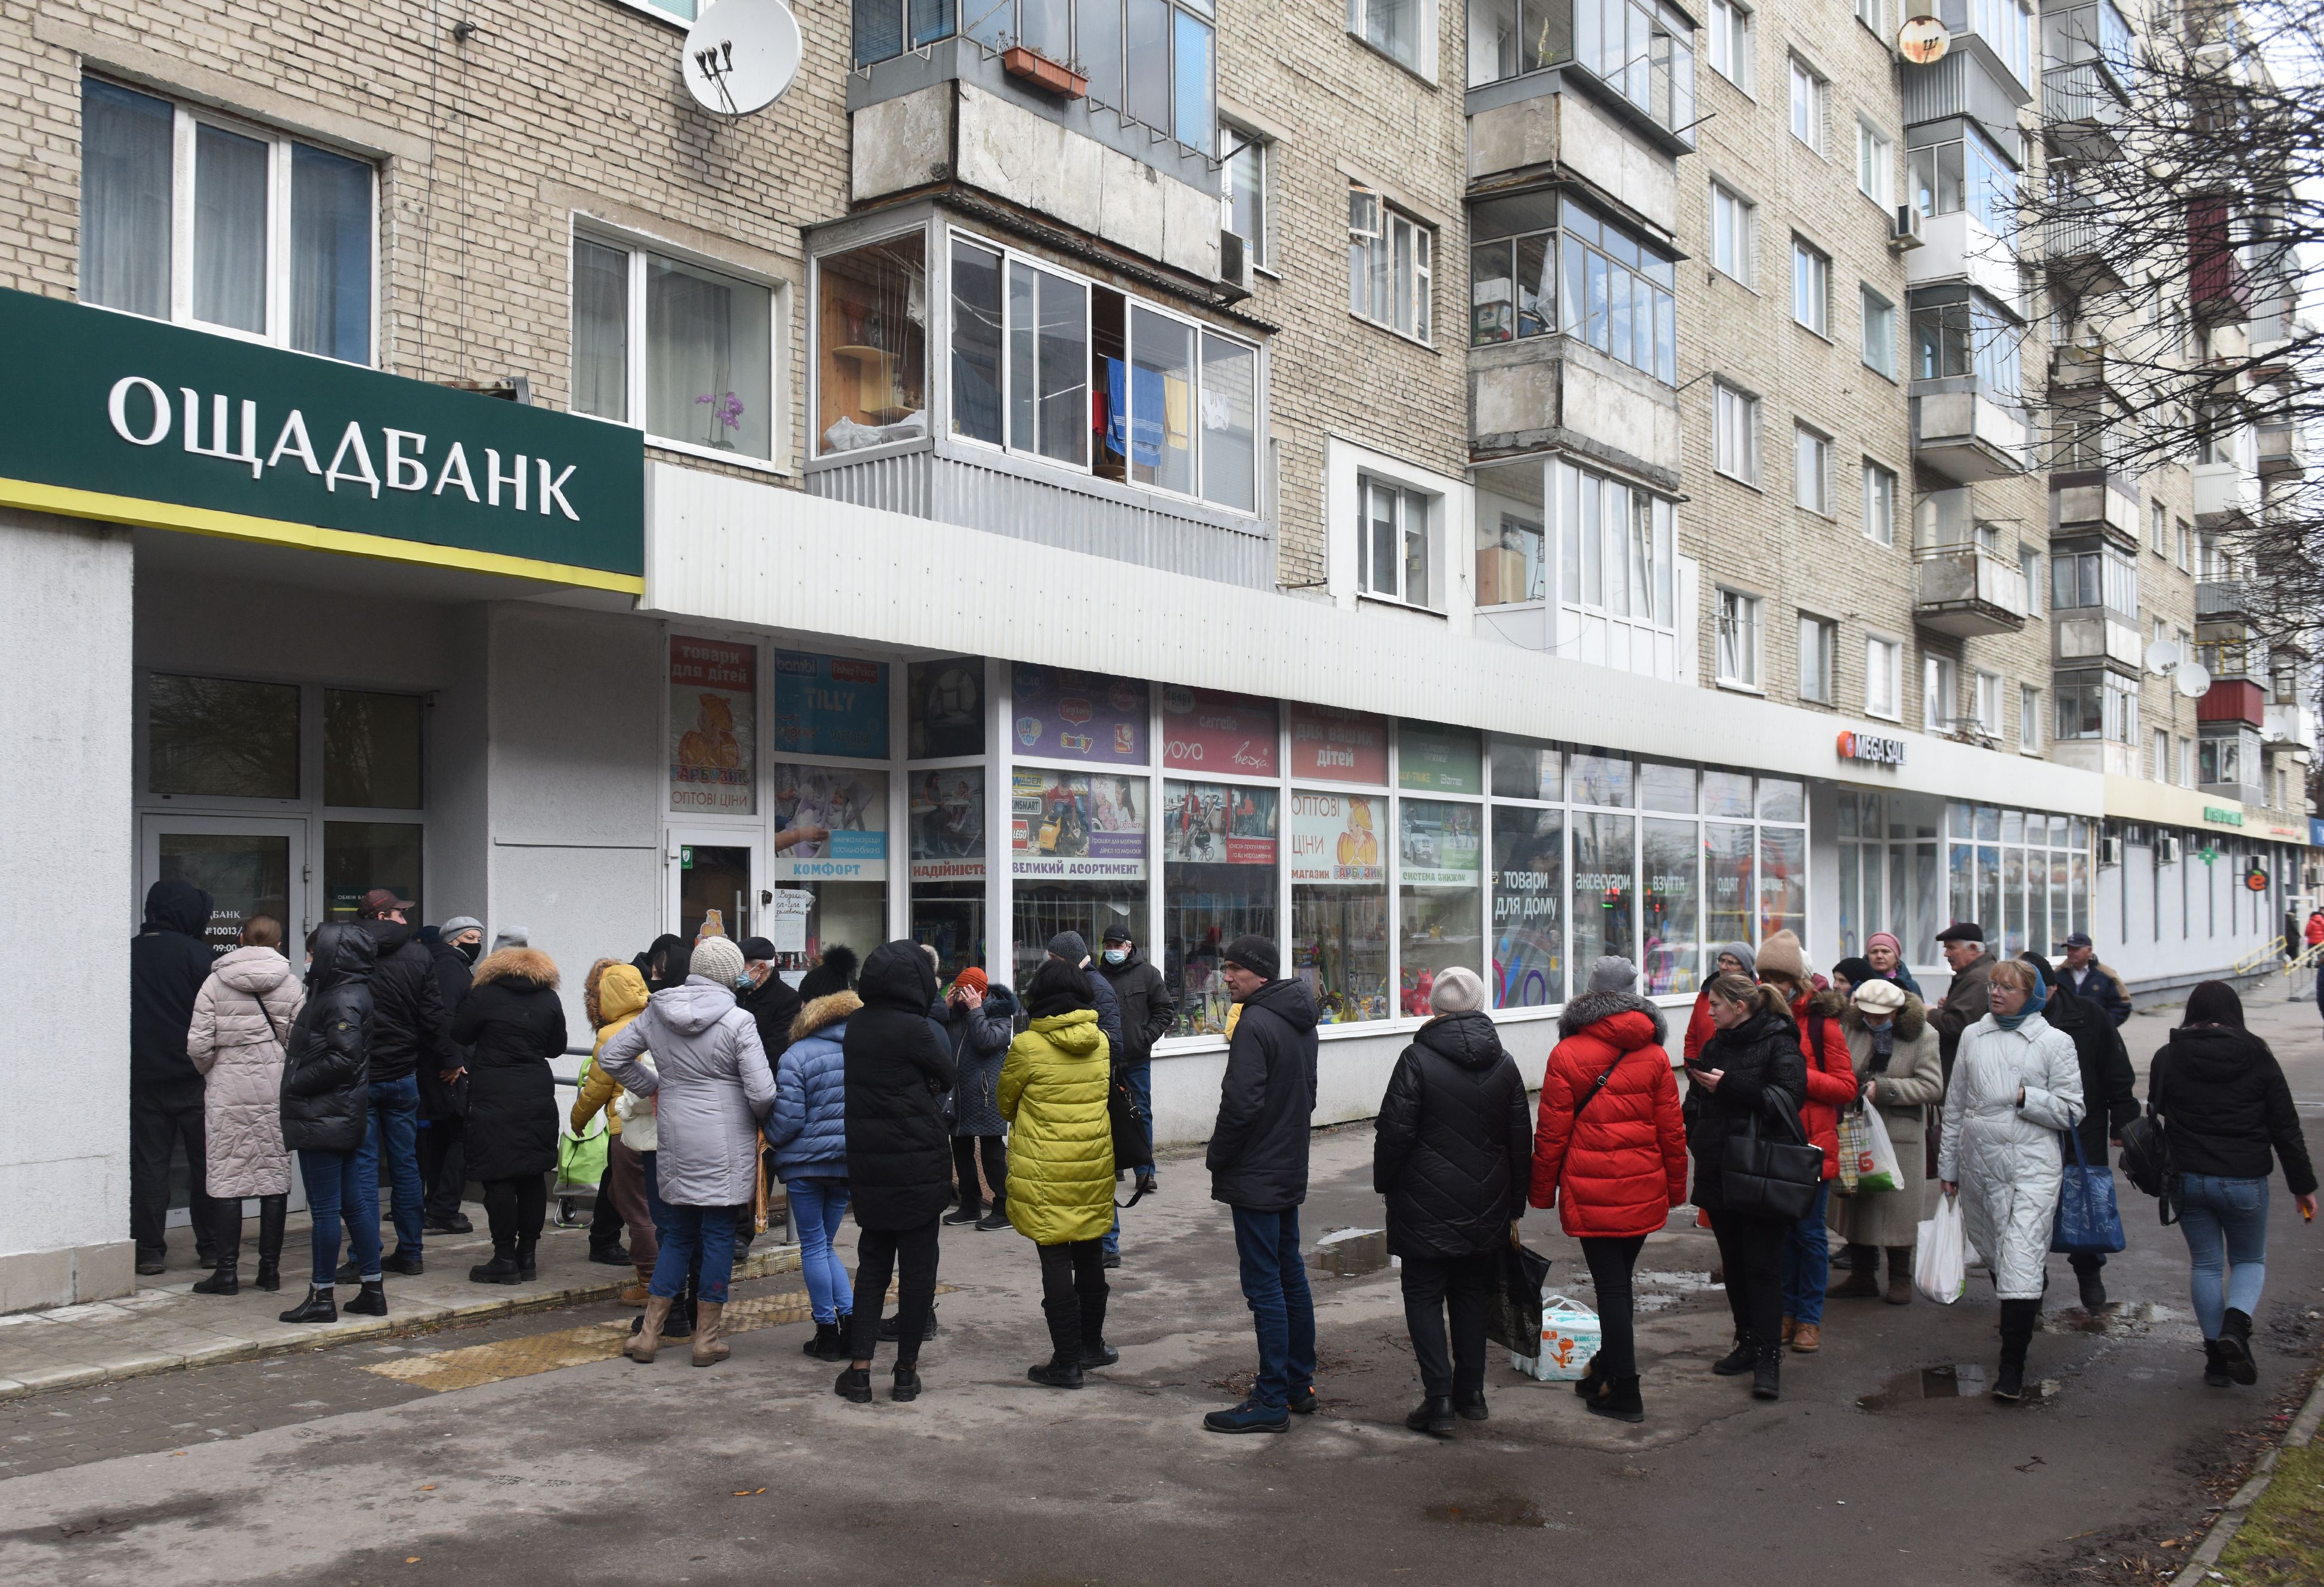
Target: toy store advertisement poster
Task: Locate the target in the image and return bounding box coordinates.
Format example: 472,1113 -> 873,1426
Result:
670,636 -> 756,816
1011,665 -> 1148,764
1287,791 -> 1384,884
1011,770 -> 1148,879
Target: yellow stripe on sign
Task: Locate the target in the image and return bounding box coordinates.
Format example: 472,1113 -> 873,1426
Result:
0,476 -> 647,594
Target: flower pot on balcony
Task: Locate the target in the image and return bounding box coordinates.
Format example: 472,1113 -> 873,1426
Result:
1002,45 -> 1088,99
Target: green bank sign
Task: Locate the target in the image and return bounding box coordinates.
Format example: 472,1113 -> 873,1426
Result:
0,289 -> 643,591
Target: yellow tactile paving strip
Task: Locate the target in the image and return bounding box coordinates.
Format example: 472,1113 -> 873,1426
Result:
363,1286 -> 958,1393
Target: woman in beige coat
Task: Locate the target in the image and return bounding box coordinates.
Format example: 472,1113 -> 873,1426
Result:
1826,978 -> 1945,1306
186,916 -> 305,1295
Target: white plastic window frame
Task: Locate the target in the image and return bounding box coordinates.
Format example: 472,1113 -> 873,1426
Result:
1864,634 -> 1902,720
1715,587 -> 1764,689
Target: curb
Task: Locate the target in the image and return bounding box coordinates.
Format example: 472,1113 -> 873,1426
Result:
2171,1361 -> 2324,1585
0,1245 -> 800,1403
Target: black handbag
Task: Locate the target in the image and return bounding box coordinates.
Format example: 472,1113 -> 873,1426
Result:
2117,1055 -> 2179,1224
1720,1092 -> 1824,1221
1110,1066 -> 1153,1208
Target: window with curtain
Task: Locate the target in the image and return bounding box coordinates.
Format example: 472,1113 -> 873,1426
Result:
80,78 -> 374,364
579,231 -> 777,461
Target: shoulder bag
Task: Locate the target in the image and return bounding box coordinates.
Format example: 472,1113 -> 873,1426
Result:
1720,1089 -> 1824,1221
2117,1053 -> 2178,1224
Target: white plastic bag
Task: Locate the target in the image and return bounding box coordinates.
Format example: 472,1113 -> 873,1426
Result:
1914,1195 -> 1966,1305
1856,1105 -> 1903,1195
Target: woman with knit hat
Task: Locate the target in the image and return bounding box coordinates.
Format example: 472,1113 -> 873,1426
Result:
1374,965 -> 1530,1436
937,965 -> 1020,1230
1754,929 -> 1857,1354
1863,932 -> 1924,999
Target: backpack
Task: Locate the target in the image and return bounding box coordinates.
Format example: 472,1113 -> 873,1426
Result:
2116,1052 -> 2178,1223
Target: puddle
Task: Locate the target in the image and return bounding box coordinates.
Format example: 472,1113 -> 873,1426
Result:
1310,1229 -> 1393,1278
2041,1299 -> 2187,1339
1422,1493 -> 1563,1529
1858,1364 -> 2063,1409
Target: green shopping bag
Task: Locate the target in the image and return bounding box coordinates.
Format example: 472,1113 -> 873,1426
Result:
556,1061 -> 611,1194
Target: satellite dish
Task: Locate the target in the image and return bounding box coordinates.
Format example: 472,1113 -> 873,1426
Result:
2145,638 -> 2182,675
2176,660 -> 2214,699
681,0 -> 802,118
1897,15 -> 1951,64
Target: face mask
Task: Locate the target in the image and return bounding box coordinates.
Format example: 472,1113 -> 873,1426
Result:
457,940 -> 481,964
1103,948 -> 1127,965
735,973 -> 756,992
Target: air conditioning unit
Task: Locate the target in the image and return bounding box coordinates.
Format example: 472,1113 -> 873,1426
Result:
2158,832 -> 2184,865
2100,834 -> 2124,867
1218,230 -> 1254,301
1891,204 -> 1925,250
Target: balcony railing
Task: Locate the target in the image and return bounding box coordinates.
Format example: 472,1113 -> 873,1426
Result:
2041,62 -> 2128,160
1915,542 -> 2031,637
2050,466 -> 2140,548
2045,199 -> 2126,293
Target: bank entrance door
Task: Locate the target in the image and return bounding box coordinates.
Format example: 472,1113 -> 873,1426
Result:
667,830 -> 764,946
137,814 -> 312,1226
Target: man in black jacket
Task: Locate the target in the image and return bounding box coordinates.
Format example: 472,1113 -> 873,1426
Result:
416,916 -> 482,1234
1203,934 -> 1320,1436
130,880 -> 221,1274
1098,925 -> 1175,1201
352,890 -> 458,1275
2023,952 -> 2138,1310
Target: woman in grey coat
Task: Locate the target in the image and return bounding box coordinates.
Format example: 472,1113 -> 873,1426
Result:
597,936 -> 777,1368
1938,959 -> 2084,1402
1826,978 -> 1945,1305
187,916 -> 304,1295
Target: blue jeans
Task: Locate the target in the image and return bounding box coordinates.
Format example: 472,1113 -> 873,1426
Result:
1780,1181 -> 1832,1326
788,1176 -> 852,1323
301,1147 -> 382,1288
2177,1173 -> 2271,1338
652,1203 -> 738,1304
1101,1064 -> 1154,1258
357,1075 -> 424,1256
1231,1205 -> 1316,1409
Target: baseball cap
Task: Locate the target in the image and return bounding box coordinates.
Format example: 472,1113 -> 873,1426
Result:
358,888 -> 415,918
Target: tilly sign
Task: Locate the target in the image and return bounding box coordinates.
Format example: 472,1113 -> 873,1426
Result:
0,288 -> 644,590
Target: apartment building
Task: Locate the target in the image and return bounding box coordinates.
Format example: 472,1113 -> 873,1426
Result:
0,0 -> 2304,1308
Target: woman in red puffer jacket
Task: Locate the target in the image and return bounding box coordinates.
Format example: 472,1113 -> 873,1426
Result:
1531,956 -> 1688,1424
1753,930 -> 1857,1356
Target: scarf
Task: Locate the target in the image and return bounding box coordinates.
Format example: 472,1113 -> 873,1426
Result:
1866,1019 -> 1897,1073
1993,968 -> 2047,1031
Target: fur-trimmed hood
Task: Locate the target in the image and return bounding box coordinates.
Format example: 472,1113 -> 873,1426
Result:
790,989 -> 862,1045
1841,994 -> 1927,1042
472,946 -> 560,990
1798,985 -> 1848,1022
1558,987 -> 1669,1043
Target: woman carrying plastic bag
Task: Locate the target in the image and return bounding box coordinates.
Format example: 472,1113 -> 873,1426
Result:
1829,979 -> 1944,1305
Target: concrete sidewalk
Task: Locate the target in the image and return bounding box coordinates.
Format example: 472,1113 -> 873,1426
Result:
0,1210 -> 797,1399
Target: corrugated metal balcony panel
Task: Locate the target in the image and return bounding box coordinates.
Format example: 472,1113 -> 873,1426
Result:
2198,678 -> 2266,727
1903,51 -> 2032,144
2041,63 -> 2128,159
808,447 -> 1274,588
2195,580 -> 2248,619
2044,203 -> 2127,293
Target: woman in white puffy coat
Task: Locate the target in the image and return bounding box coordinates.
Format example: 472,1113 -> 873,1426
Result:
1938,958 -> 2084,1402
186,918 -> 305,1295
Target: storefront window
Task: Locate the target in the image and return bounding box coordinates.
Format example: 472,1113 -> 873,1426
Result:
1570,811 -> 1635,966
1398,722 -> 1483,795
1640,761 -> 1694,814
770,762 -> 888,984
148,673 -> 300,799
1757,776 -> 1805,824
1011,665 -> 1149,765
1568,749 -> 1634,808
909,765 -> 987,980
324,689 -> 422,808
1705,822 -> 1753,950
1290,788 -> 1389,1023
1702,768 -> 1752,819
817,233 -> 929,454
1641,817 -> 1699,994
1399,798 -> 1484,1015
1491,804 -> 1562,1007
773,651 -> 889,759
908,656 -> 985,759
1011,769 -> 1149,985
2001,845 -> 2026,957
1163,779 -> 1277,1036
1491,735 -> 1561,800
669,637 -> 757,816
1758,826 -> 1805,943
325,821 -> 420,922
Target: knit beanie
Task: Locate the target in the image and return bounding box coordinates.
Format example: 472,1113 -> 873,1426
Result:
1830,956 -> 1875,990
1047,930 -> 1090,966
1755,929 -> 1806,985
1430,966 -> 1485,1015
1222,932 -> 1280,980
1586,956 -> 1638,994
1866,931 -> 1903,959
953,966 -> 989,996
690,935 -> 745,987
1712,940 -> 1758,980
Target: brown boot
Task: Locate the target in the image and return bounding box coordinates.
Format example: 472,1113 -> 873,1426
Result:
1830,1244 -> 1882,1298
1885,1248 -> 1915,1305
625,1295 -> 674,1363
692,1301 -> 730,1367
1790,1322 -> 1821,1353
1780,1316 -> 1796,1346
621,1268 -> 652,1306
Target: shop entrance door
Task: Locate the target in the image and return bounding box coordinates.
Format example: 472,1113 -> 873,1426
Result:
137,815 -> 312,1226
668,830 -> 764,946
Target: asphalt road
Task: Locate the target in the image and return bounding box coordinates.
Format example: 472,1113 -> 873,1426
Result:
4,987 -> 2322,1587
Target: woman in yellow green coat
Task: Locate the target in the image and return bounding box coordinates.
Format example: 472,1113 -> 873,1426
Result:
1000,957 -> 1117,1389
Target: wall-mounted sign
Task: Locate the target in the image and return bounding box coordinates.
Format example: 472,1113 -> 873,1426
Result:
1897,14 -> 1949,64
1398,721 -> 1483,795
1288,790 -> 1384,884
2204,805 -> 2246,827
1163,780 -> 1279,865
0,289 -> 643,590
670,637 -> 756,815
1011,770 -> 1148,879
1012,665 -> 1149,765
770,762 -> 886,881
1286,703 -> 1389,785
2245,867 -> 2270,892
1837,730 -> 1908,767
1161,687 -> 1278,777
773,650 -> 888,759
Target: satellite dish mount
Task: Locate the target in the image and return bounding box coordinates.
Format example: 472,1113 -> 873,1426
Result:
681,0 -> 802,119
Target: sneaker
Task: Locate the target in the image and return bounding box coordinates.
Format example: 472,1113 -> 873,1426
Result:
834,1365 -> 873,1404
943,1205 -> 984,1226
975,1210 -> 1011,1232
1204,1399 -> 1289,1434
1992,1359 -> 2026,1402
1287,1385 -> 1318,1416
381,1248 -> 424,1277
1102,1251 -> 1122,1270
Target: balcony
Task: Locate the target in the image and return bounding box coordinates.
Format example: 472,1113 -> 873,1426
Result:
1905,212 -> 2021,302
2266,701 -> 2318,753
2192,460 -> 2260,524
2050,337 -> 2137,402
1913,380 -> 2032,481
2042,63 -> 2129,160
2050,467 -> 2140,549
1915,543 -> 2030,637
2190,200 -> 2253,327
2052,610 -> 2144,668
1467,0 -> 1701,177
2196,579 -> 2251,621
2045,199 -> 2127,294
2258,420 -> 2308,476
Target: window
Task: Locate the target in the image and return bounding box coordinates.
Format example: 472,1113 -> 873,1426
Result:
1555,459 -> 1676,633
1793,424 -> 1831,513
577,233 -> 776,463
1349,186 -> 1432,342
1788,57 -> 1827,153
1867,636 -> 1901,717
2055,671 -> 2139,743
1221,124 -> 1269,271
1907,124 -> 2018,234
1791,238 -> 1829,334
1855,0 -> 1883,33
1863,460 -> 1897,544
2176,519 -> 2193,571
1860,285 -> 1897,378
1358,473 -> 1435,607
2179,735 -> 2194,786
80,78 -> 374,364
1925,655 -> 1957,730
1857,121 -> 1893,204
1708,0 -> 1752,89
2050,547 -> 2138,613
815,233 -> 928,455
1352,0 -> 1424,70
1710,183 -> 1756,286
2152,728 -> 2170,780
2199,736 -> 2242,784
1716,588 -> 1762,687
2149,500 -> 2170,556
2021,545 -> 2043,615
1798,614 -> 1837,703
1469,193 -> 1677,383
1975,671 -> 2003,735
1969,0 -> 2035,89
1911,289 -> 2022,393
1466,0 -> 1697,138
859,0 -> 1214,151
1714,382 -> 1761,484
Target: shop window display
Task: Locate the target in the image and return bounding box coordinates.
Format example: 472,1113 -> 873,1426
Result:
909,765 -> 987,981
1399,799 -> 1484,1015
1011,769 -> 1149,986
770,762 -> 888,987
1759,825 -> 1806,943
1570,810 -> 1635,966
1163,779 -> 1279,1035
1705,821 -> 1753,948
1641,817 -> 1700,994
1289,788 -> 1389,1022
1491,804 -> 1563,1007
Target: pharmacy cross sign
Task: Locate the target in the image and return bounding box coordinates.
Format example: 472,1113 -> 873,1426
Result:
0,287 -> 643,591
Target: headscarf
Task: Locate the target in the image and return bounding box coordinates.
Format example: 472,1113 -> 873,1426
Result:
1993,963 -> 2046,1031
2184,980 -> 2245,1030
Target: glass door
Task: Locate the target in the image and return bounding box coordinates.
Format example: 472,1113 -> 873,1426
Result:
137,814 -> 312,1223
668,829 -> 764,946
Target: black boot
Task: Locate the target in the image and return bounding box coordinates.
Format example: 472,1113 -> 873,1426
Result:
1752,1343 -> 1781,1400
256,1195 -> 287,1292
943,1199 -> 983,1226
516,1238 -> 538,1282
890,1364 -> 922,1402
1405,1397 -> 1457,1436
1713,1338 -> 1757,1377
1994,1298 -> 2038,1401
802,1322 -> 846,1359
834,1365 -> 873,1403
345,1279 -> 388,1317
1573,1351 -> 1607,1398
2219,1308 -> 2258,1384
191,1257 -> 239,1295
2075,1263 -> 2108,1313
382,1247 -> 424,1276
881,1304 -> 938,1341
1454,1390 -> 1489,1422
469,1244 -> 522,1284
279,1285 -> 337,1324
1586,1374 -> 1645,1424
1078,1287 -> 1118,1368
336,1257 -> 362,1285
254,1257 -> 281,1292
1030,1299 -> 1085,1388
2203,1340 -> 2233,1387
